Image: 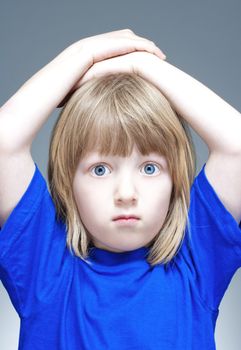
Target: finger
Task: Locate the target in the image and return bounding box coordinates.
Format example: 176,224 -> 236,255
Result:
100,29 -> 167,60
124,38 -> 166,60
116,29 -> 167,60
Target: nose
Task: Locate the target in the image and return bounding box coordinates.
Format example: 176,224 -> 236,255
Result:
114,174 -> 138,205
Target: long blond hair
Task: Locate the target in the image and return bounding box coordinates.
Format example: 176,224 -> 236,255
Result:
48,72 -> 196,266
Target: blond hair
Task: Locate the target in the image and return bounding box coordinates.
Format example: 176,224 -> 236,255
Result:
48,73 -> 196,266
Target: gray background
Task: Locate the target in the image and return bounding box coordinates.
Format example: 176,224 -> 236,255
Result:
0,0 -> 240,349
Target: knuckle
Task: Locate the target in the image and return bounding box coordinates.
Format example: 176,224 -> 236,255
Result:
123,28 -> 134,33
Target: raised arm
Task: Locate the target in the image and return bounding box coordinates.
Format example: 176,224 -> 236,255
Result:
78,51 -> 241,223
0,29 -> 165,153
0,30 -> 165,227
136,56 -> 241,155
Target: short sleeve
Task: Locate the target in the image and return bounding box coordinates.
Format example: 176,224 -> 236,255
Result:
0,163 -> 73,318
179,163 -> 241,311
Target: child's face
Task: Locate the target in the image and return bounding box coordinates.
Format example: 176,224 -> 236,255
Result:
72,144 -> 173,253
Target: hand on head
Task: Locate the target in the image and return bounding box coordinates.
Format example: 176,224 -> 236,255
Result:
57,29 -> 166,107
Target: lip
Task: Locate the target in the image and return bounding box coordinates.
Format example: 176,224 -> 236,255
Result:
113,215 -> 140,221
113,216 -> 140,226
112,215 -> 140,227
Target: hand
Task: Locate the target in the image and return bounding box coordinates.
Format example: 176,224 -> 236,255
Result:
74,51 -> 164,90
77,28 -> 166,64
58,29 -> 166,107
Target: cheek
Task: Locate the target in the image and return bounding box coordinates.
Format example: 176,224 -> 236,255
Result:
73,183 -> 108,220
149,193 -> 171,215
145,182 -> 173,221
147,189 -> 172,233
146,179 -> 172,205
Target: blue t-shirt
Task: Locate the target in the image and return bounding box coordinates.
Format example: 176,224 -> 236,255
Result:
0,162 -> 241,350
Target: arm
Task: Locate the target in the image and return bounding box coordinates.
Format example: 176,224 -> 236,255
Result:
78,51 -> 241,223
0,45 -> 90,152
0,30 -> 165,227
80,52 -> 241,154
0,29 -> 165,153
136,56 -> 241,155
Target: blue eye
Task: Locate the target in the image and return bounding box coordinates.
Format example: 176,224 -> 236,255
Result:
90,162 -> 160,177
91,164 -> 110,177
142,163 -> 160,175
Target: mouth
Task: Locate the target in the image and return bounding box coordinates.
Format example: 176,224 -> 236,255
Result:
113,215 -> 140,221
112,215 -> 140,226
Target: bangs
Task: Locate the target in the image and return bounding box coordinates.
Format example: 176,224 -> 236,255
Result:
74,85 -> 172,161
83,111 -> 167,157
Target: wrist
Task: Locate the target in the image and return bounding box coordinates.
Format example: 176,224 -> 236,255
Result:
65,40 -> 94,67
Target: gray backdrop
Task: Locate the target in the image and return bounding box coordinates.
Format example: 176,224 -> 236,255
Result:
0,0 -> 240,349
